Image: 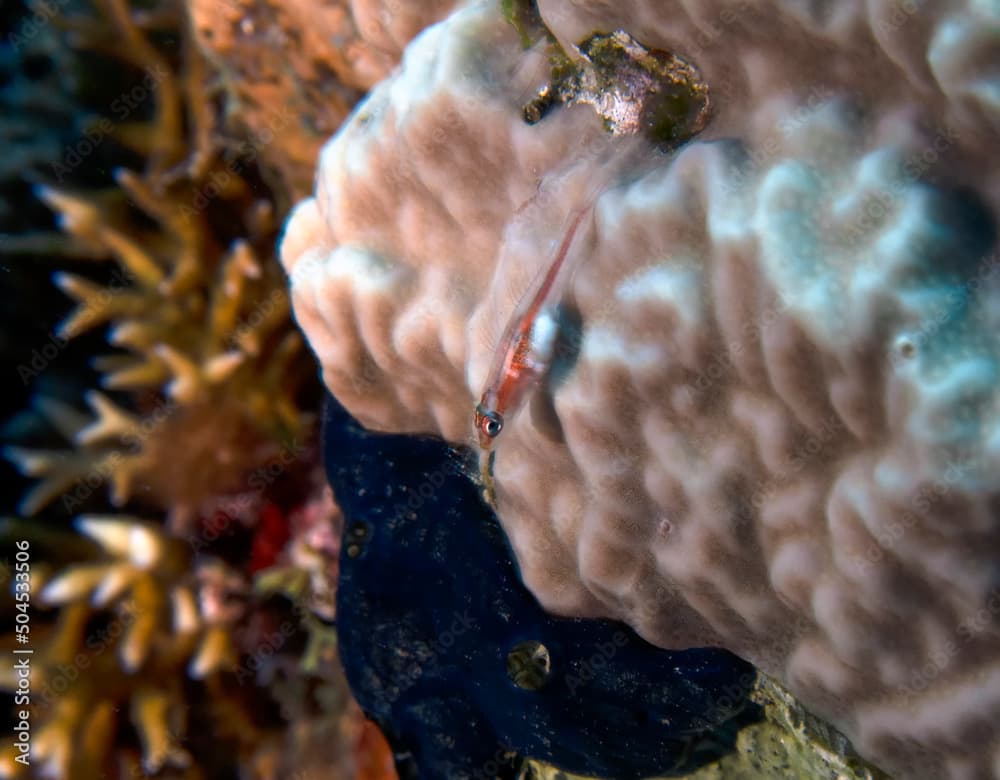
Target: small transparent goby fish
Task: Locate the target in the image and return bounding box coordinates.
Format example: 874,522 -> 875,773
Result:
474,146 -> 644,503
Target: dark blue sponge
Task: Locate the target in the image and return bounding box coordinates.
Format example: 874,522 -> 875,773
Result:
322,391 -> 760,779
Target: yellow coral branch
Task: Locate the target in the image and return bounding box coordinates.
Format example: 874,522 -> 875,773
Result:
75,391 -> 141,446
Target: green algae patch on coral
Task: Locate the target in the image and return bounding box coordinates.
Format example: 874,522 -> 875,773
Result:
501,0 -> 547,50
575,31 -> 712,147
521,28 -> 711,150
524,674 -> 891,780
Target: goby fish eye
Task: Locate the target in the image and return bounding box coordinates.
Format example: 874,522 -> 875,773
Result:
479,410 -> 503,439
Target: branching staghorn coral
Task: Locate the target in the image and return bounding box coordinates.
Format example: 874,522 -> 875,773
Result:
4,0 -> 314,530
0,516 -> 236,777
0,0 -> 380,775
281,1 -> 1000,777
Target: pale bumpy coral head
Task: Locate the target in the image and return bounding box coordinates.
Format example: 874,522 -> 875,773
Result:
281,2 -> 1000,778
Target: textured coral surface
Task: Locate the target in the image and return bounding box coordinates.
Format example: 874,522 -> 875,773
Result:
281,1 -> 1000,777
189,0 -> 460,197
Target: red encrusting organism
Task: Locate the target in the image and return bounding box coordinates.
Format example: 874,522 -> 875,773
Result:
249,500 -> 293,573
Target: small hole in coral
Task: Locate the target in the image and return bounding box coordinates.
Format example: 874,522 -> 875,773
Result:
893,336 -> 917,362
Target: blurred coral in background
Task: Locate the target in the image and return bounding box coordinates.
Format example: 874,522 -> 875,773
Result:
0,0 -> 423,775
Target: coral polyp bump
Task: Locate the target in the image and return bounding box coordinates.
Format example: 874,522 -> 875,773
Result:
281,1 -> 1000,778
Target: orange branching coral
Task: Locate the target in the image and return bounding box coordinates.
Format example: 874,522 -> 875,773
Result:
4,0 -> 314,530
0,0 -> 329,775
0,516 -> 240,778
0,0 -> 461,774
